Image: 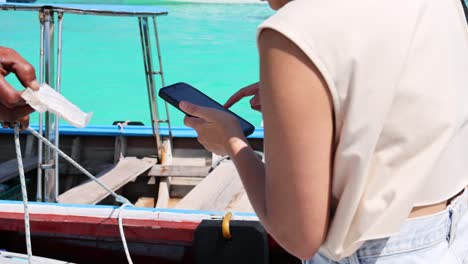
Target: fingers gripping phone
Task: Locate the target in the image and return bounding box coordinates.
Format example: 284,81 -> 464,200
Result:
158,82 -> 255,137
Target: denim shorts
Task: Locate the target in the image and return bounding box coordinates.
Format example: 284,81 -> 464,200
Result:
305,188 -> 468,264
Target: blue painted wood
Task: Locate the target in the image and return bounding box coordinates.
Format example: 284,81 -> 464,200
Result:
0,125 -> 265,138
0,199 -> 258,217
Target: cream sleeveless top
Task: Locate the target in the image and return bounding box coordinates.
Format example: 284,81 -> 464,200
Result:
258,0 -> 468,260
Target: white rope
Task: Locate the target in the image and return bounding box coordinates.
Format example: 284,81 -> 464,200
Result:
23,127 -> 135,263
118,203 -> 134,264
14,125 -> 33,264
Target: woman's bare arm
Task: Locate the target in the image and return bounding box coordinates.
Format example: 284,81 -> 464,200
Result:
226,28 -> 334,260
180,28 -> 334,260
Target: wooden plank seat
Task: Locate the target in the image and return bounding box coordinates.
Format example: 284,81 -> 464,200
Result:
148,164 -> 210,178
57,157 -> 156,204
0,156 -> 38,184
175,160 -> 253,212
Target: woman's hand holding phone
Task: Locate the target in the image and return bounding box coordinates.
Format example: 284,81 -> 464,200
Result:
180,101 -> 248,156
158,82 -> 255,136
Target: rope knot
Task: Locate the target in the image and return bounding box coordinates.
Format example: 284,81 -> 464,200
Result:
117,120 -> 130,134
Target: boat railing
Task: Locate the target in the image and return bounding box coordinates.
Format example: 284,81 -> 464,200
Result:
0,3 -> 171,202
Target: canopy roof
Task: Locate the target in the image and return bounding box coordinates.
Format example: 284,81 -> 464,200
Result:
0,3 -> 168,16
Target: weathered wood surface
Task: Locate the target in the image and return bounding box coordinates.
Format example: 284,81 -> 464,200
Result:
175,160 -> 253,212
155,178 -> 170,208
113,135 -> 127,164
134,197 -> 155,207
24,134 -> 35,158
0,156 -> 38,184
169,176 -> 202,198
148,165 -> 210,177
62,137 -> 81,191
57,157 -> 156,204
154,138 -> 172,208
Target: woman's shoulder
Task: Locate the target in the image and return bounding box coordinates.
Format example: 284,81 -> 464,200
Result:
257,0 -> 446,72
260,0 -> 429,38
257,0 -> 426,77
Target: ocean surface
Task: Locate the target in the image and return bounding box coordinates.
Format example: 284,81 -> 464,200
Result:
0,0 -> 273,128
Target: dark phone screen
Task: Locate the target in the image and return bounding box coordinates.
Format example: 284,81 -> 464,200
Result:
159,82 -> 255,136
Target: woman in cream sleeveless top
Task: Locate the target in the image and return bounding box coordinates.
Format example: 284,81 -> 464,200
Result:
179,0 -> 468,262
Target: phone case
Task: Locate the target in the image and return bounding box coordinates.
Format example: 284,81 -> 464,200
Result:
159,82 -> 255,136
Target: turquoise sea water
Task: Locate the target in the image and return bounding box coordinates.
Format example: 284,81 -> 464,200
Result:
0,1 -> 273,128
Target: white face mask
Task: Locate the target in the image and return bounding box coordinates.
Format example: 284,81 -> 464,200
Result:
22,83 -> 93,128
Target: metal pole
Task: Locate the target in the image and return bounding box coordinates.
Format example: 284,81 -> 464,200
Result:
43,9 -> 56,202
37,11 -> 45,202
152,17 -> 172,138
53,12 -> 63,199
138,17 -> 161,156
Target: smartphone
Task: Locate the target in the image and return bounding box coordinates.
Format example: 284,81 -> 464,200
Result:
159,82 -> 255,136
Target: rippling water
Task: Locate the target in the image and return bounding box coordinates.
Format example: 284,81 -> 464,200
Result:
0,0 -> 273,128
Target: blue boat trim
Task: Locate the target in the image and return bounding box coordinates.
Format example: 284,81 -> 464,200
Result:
0,125 -> 264,138
0,3 -> 168,16
0,200 -> 257,217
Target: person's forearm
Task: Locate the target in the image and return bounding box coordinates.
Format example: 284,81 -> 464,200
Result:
226,138 -> 269,224
225,138 -> 325,260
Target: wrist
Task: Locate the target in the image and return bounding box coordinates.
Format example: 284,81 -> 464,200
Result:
226,136 -> 250,157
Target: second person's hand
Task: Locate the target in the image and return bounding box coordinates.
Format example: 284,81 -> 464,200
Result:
0,47 -> 39,107
0,47 -> 39,129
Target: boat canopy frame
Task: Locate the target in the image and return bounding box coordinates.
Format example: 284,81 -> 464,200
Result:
0,3 -> 172,203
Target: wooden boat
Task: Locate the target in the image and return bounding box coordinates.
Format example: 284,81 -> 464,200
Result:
0,2 -> 300,263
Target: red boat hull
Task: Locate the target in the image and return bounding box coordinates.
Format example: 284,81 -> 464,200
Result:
0,202 -> 299,263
